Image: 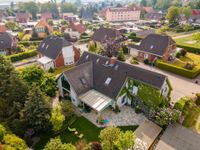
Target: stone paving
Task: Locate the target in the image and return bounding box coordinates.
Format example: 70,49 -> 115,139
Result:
82,106 -> 146,127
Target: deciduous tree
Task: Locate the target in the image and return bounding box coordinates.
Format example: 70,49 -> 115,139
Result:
166,6 -> 180,25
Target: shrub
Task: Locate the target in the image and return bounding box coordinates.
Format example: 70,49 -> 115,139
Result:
117,50 -> 125,62
176,51 -> 182,58
144,59 -> 150,65
6,50 -> 37,62
131,56 -> 138,64
174,98 -> 187,111
155,60 -> 200,78
196,93 -> 200,106
48,67 -> 55,73
184,62 -> 195,70
180,49 -> 187,56
176,44 -> 200,54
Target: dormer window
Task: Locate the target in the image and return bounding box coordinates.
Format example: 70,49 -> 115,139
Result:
85,55 -> 89,60
42,43 -> 45,48
80,77 -> 87,85
96,58 -> 100,63
114,65 -> 119,70
105,77 -> 112,85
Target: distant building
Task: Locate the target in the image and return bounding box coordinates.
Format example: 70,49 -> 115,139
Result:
145,11 -> 165,21
37,36 -> 80,70
0,30 -> 17,55
16,13 -> 32,24
61,13 -> 77,22
0,13 -> 3,22
65,21 -> 86,39
37,13 -> 53,22
105,7 -> 141,22
33,20 -> 53,39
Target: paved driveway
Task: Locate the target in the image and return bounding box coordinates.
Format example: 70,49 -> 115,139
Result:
127,61 -> 200,105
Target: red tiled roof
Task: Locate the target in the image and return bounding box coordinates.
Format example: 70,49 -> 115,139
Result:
69,22 -> 86,34
192,9 -> 200,16
0,25 -> 7,32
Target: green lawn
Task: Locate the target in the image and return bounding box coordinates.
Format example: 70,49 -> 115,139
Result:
175,98 -> 200,134
34,116 -> 138,150
175,35 -> 200,49
170,53 -> 200,71
52,65 -> 74,76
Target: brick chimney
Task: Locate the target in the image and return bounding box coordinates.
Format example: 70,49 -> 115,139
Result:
109,56 -> 117,66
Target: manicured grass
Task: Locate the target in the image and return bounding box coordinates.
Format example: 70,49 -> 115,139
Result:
137,84 -> 166,107
170,53 -> 200,71
53,65 -> 74,76
34,116 -> 138,150
175,35 -> 200,49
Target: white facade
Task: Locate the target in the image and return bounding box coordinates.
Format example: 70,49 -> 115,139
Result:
62,45 -> 74,66
161,80 -> 169,99
65,28 -> 81,38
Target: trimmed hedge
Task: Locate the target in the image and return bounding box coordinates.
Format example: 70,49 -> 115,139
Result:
128,35 -> 143,42
177,44 -> 200,54
7,50 -> 37,62
155,60 -> 200,78
18,41 -> 41,47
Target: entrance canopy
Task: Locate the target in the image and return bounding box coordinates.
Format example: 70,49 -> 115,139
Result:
37,56 -> 53,65
79,89 -> 112,112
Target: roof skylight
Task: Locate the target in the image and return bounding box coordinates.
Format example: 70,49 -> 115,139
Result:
80,77 -> 87,85
105,77 -> 112,85
85,55 -> 89,60
96,58 -> 100,63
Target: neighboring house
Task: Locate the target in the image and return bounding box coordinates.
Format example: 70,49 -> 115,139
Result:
143,7 -> 154,13
135,120 -> 162,150
0,25 -> 6,32
189,15 -> 200,25
105,7 -> 140,22
62,13 -> 77,22
135,29 -> 155,38
38,13 -> 53,22
155,123 -> 200,150
192,9 -> 200,16
145,11 -> 165,21
0,31 -> 17,55
16,13 -> 31,24
57,51 -> 170,112
65,21 -> 86,38
128,34 -> 176,62
37,36 -> 80,71
33,20 -> 53,39
92,27 -> 123,43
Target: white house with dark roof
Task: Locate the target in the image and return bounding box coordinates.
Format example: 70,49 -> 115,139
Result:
37,36 -> 80,71
57,51 -> 170,113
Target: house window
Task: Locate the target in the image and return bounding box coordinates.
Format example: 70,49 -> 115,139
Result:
144,54 -> 148,59
114,64 -> 119,70
42,43 -> 45,48
85,55 -> 89,60
105,77 -> 112,85
80,77 -> 87,85
150,45 -> 154,49
96,58 -> 100,63
105,60 -> 109,65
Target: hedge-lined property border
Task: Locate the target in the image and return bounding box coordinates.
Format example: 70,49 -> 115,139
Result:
6,50 -> 37,62
177,44 -> 200,54
155,60 -> 200,78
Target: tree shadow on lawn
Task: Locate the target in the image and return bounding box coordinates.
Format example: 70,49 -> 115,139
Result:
34,116 -> 138,150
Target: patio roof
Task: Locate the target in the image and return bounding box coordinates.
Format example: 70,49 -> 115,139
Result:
79,89 -> 112,112
135,120 -> 162,149
37,56 -> 53,65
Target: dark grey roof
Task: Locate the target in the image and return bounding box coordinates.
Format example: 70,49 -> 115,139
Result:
145,11 -> 165,20
63,51 -> 166,98
128,34 -> 175,57
135,29 -> 155,38
92,27 -> 122,43
64,62 -> 93,96
37,36 -> 72,59
155,123 -> 200,150
0,32 -> 13,49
